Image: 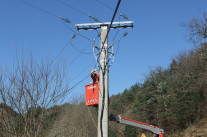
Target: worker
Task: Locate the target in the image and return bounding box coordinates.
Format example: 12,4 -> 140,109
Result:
90,69 -> 100,84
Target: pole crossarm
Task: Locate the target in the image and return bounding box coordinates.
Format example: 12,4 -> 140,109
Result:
75,21 -> 133,31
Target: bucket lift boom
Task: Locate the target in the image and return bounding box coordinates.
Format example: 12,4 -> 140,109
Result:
109,114 -> 164,137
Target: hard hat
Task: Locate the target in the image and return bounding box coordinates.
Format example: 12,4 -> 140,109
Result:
91,69 -> 98,75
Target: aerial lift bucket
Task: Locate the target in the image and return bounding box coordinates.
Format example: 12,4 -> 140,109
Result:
85,83 -> 99,106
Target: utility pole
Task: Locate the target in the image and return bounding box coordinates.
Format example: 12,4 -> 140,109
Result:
76,21 -> 133,137
98,24 -> 109,137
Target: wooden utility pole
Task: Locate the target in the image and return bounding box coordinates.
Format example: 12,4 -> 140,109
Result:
76,21 -> 133,137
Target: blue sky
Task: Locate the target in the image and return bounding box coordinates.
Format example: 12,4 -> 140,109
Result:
0,0 -> 207,102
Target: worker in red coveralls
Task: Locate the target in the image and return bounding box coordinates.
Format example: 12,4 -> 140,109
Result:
90,69 -> 99,110
90,69 -> 100,84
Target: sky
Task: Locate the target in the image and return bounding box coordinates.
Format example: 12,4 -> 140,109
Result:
0,0 -> 207,102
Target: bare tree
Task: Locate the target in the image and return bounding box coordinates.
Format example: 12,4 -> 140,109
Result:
0,52 -> 69,137
184,13 -> 207,45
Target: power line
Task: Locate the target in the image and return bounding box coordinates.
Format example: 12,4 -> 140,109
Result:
102,0 -> 121,49
57,0 -> 89,17
95,0 -> 131,20
96,0 -> 122,71
18,0 -> 60,18
69,61 -> 94,82
114,29 -> 131,55
87,106 -> 97,128
57,0 -> 103,23
52,41 -> 70,63
61,20 -> 92,42
70,42 -> 92,54
65,56 -> 100,94
69,74 -> 90,91
18,0 -> 102,108
67,33 -> 101,68
19,0 -> 77,26
70,33 -> 93,54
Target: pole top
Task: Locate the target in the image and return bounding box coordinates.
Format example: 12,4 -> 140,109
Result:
75,21 -> 133,31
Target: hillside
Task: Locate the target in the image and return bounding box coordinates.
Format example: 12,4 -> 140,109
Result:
169,118 -> 207,137
108,43 -> 207,137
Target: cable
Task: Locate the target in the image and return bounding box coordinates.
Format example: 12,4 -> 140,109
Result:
61,20 -> 92,42
18,0 -> 88,64
18,0 -> 99,107
96,0 -> 122,71
112,15 -> 121,42
87,106 -> 97,128
51,29 -> 99,68
106,15 -> 121,68
18,0 -> 60,18
69,60 -> 94,82
95,0 -> 131,21
19,0 -> 74,25
70,33 -> 93,54
57,0 -> 103,23
102,0 -> 121,50
92,34 -> 101,67
70,42 -> 92,54
89,17 -> 101,36
68,74 -> 91,92
67,33 -> 101,68
19,0 -> 77,27
115,29 -> 131,55
57,0 -> 88,17
49,41 -> 70,66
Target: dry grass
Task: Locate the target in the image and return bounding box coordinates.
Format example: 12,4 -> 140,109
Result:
169,118 -> 207,137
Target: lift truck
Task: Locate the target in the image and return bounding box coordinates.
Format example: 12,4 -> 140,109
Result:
85,70 -> 164,137
109,114 -> 164,137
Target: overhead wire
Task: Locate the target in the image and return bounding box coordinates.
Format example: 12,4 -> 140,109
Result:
57,0 -> 89,17
57,54 -> 98,100
57,0 -> 103,23
67,74 -> 91,93
61,19 -> 92,42
18,0 -> 89,60
107,15 -> 121,68
67,33 -> 100,68
18,0 -> 76,25
18,0 -> 60,18
54,53 -> 100,109
87,106 -> 97,128
95,0 -> 131,20
95,0 -> 122,71
51,41 -> 70,64
70,33 -> 93,54
89,17 -> 101,36
18,0 -> 97,98
114,29 -> 131,55
69,61 -> 94,82
61,34 -> 100,92
18,0 -> 105,112
106,29 -> 131,68
19,0 -> 93,43
19,1 -> 129,131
